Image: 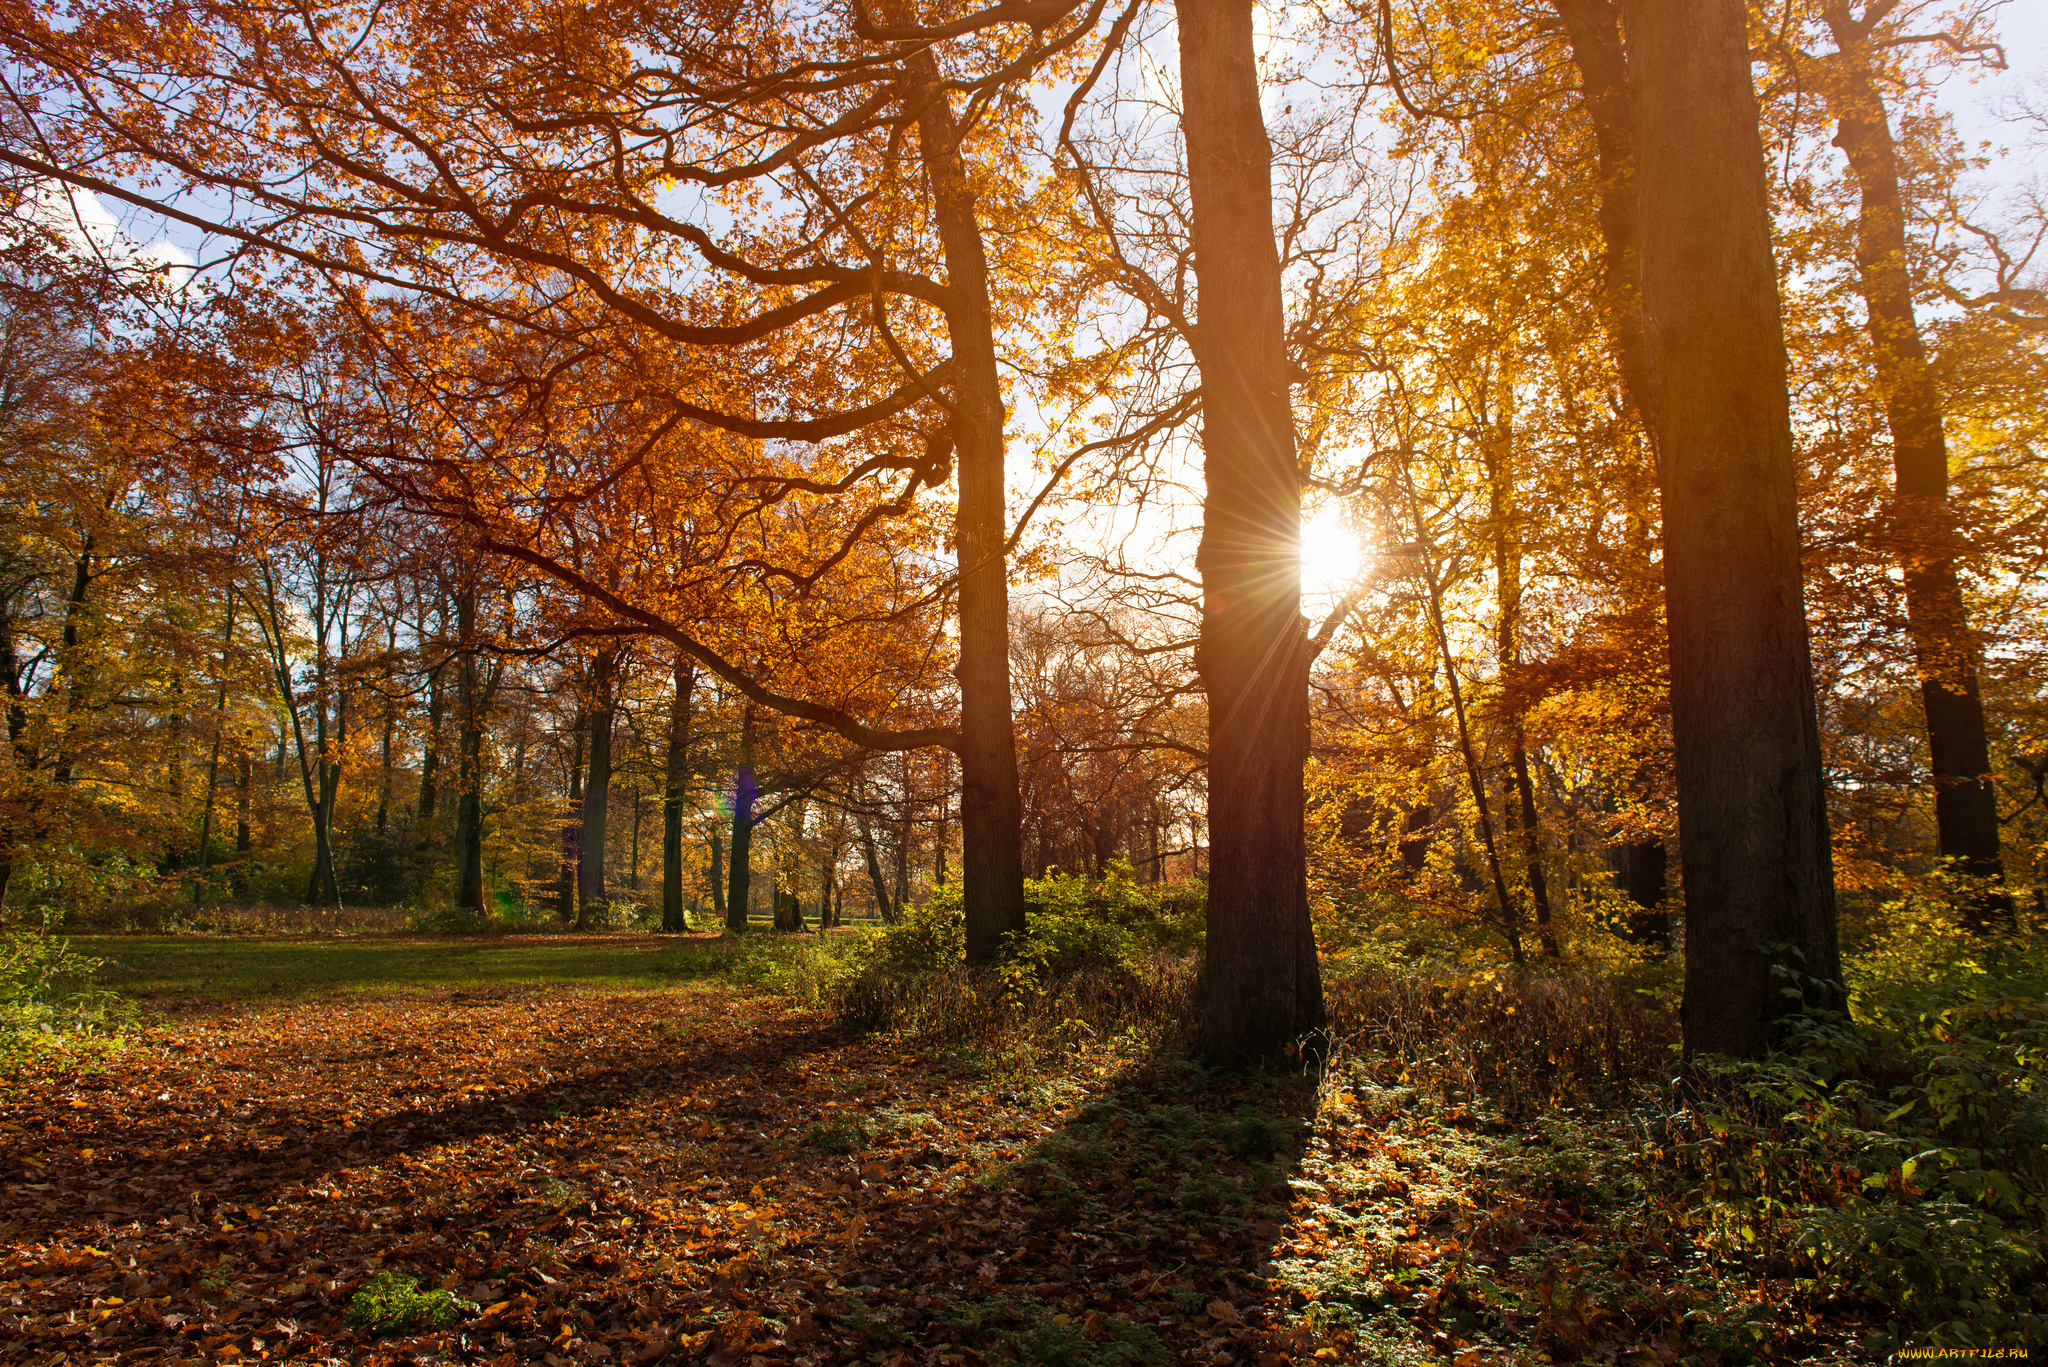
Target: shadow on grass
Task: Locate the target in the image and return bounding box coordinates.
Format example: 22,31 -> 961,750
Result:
809,1054 -> 1322,1366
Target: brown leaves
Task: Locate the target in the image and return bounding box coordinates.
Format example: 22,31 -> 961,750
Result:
1,983 -> 1340,1365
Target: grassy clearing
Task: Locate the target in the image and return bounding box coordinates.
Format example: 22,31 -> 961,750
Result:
68,930 -> 850,1002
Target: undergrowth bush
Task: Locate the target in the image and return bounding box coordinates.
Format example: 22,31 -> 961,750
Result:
1661,891 -> 2048,1351
1311,876 -> 2045,1355
832,864 -> 1202,1053
0,929 -> 133,1055
1323,963 -> 1679,1115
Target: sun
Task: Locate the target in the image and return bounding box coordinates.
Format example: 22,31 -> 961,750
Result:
1301,506 -> 1366,597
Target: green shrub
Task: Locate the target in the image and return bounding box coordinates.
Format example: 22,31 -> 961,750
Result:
0,929 -> 133,1054
342,1269 -> 477,1336
830,867 -> 1202,1047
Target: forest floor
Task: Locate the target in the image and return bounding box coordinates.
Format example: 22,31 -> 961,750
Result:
1,939 -> 1876,1367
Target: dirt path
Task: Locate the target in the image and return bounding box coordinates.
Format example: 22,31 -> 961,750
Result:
0,986 -> 1326,1366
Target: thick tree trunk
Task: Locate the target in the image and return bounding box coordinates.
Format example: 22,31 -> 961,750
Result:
662,655 -> 696,932
726,706 -> 757,933
906,55 -> 1029,962
578,649 -> 616,928
1821,6 -> 2004,921
1176,0 -> 1324,1066
1626,0 -> 1842,1056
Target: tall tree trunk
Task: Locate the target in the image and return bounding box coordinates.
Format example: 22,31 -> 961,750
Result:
1626,0 -> 1842,1057
417,659 -> 446,843
662,655 -> 696,932
904,53 -> 1029,962
578,649 -> 616,928
233,748 -> 252,900
193,597 -> 238,905
1485,381 -> 1559,957
1401,459 -> 1526,963
375,623 -> 398,838
860,818 -> 896,923
726,705 -> 757,933
452,587 -> 487,916
629,788 -> 642,890
709,826 -> 727,926
560,710 -> 584,924
1820,4 -> 2005,923
819,843 -> 839,929
1176,0 -> 1324,1066
164,671 -> 187,874
1626,839 -> 1669,948
1553,0 -> 1673,913
51,532 -> 93,786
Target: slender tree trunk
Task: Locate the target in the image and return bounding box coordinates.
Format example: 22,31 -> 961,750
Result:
452,588 -> 487,916
860,819 -> 896,923
1402,460 -> 1526,963
233,748 -> 252,900
1626,0 -> 1842,1057
165,670 -> 187,874
1485,386 -> 1559,957
819,844 -> 839,930
662,655 -> 696,932
1176,0 -> 1325,1065
904,52 -> 1029,962
417,661 -> 446,843
1820,6 -> 2005,923
709,826 -> 727,926
194,599 -> 237,906
560,710 -> 584,924
578,649 -> 616,928
629,789 -> 642,890
726,705 -> 757,933
51,533 -> 93,786
1553,0 -> 1673,909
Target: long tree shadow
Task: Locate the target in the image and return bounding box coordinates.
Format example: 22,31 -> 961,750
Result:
772,1052 -> 1323,1366
0,990 -> 1324,1365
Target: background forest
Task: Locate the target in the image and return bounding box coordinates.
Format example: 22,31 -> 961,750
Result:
0,0 -> 2041,960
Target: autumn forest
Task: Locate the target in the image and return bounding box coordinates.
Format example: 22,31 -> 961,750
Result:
0,0 -> 2044,1362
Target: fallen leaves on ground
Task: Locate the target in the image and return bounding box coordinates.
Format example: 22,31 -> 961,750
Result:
0,984 -> 1340,1366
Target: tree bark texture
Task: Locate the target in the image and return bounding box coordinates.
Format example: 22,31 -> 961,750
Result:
1176,0 -> 1325,1066
1626,0 -> 1842,1056
907,55 -> 1030,963
1820,4 -> 2004,910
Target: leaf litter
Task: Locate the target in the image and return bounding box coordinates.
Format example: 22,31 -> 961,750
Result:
0,980 -> 1792,1366
0,984 -> 1357,1366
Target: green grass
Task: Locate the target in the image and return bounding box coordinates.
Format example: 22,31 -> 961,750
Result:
69,931 -> 789,1000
